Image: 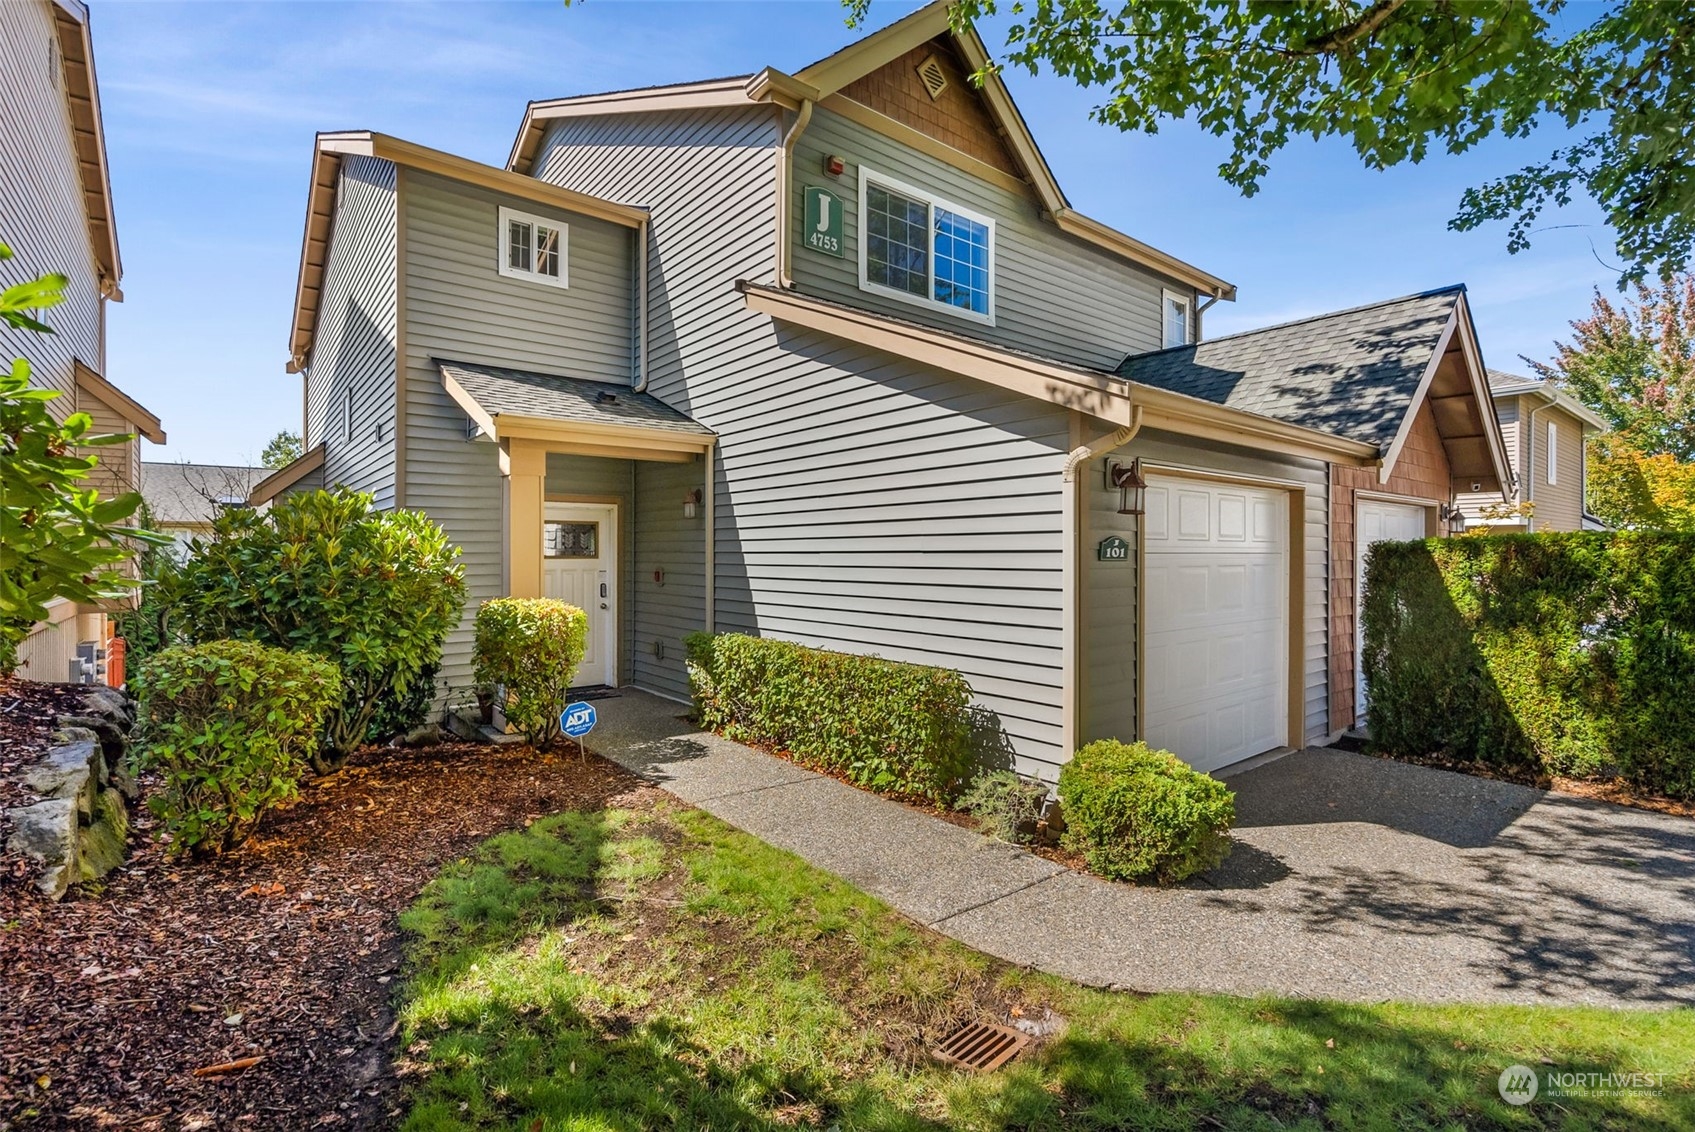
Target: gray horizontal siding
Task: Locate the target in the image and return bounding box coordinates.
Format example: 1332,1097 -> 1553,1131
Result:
1082,429 -> 1332,748
790,103 -> 1185,372
402,168 -> 637,691
0,0 -> 102,422
306,155 -> 398,506
633,460 -> 706,699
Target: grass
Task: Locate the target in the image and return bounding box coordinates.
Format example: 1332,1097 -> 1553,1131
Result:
395,797 -> 1695,1131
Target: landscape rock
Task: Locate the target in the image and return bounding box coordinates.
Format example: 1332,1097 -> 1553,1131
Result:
6,798 -> 80,899
22,737 -> 103,817
55,714 -> 135,797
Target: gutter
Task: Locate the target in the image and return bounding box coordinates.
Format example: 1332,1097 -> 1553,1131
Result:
1063,407 -> 1144,481
774,98 -> 815,289
1524,398 -> 1554,533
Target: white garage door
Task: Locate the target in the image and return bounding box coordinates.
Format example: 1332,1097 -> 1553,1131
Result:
1143,476 -> 1288,772
1355,499 -> 1429,718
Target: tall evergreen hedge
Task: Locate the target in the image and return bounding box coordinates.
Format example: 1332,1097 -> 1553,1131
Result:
1362,531 -> 1695,799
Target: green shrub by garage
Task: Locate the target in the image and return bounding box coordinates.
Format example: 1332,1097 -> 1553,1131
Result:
684,632 -> 975,802
1362,531 -> 1695,799
473,598 -> 589,747
1057,740 -> 1236,884
135,640 -> 341,854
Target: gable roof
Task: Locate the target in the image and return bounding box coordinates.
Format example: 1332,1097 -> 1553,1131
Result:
49,0 -> 121,298
140,462 -> 269,525
437,359 -> 713,441
287,131 -> 647,373
505,1 -> 1233,301
74,360 -> 164,443
1486,369 -> 1609,431
1118,287 -> 1513,490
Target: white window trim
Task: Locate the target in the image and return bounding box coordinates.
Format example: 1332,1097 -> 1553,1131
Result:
1547,420 -> 1558,485
497,205 -> 570,289
856,165 -> 995,326
1162,288 -> 1193,349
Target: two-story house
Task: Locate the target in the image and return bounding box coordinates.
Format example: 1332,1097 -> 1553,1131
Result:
260,3 -> 1510,778
1456,370 -> 1607,532
3,0 -> 165,684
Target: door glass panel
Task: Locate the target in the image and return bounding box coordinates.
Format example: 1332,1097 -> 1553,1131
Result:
544,521 -> 598,558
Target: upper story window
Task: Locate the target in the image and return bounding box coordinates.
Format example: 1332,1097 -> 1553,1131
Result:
498,206 -> 568,289
858,168 -> 994,324
1163,289 -> 1192,349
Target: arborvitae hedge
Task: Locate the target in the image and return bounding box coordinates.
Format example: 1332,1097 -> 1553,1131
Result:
684,632 -> 976,802
1362,531 -> 1695,799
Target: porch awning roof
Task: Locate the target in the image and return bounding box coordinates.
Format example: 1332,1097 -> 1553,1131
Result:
437,359 -> 714,454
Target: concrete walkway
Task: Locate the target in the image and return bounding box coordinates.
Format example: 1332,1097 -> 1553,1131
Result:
589,690 -> 1695,1007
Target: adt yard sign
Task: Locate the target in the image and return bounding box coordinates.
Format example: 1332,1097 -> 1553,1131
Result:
803,186 -> 844,257
561,701 -> 597,739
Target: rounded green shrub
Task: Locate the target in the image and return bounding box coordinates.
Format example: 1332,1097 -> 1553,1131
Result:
473,598 -> 589,747
135,640 -> 341,855
169,488 -> 466,772
1057,740 -> 1235,884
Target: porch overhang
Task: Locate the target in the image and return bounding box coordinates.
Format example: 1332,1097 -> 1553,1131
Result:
248,443 -> 324,505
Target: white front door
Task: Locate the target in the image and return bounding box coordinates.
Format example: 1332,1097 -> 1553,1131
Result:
1142,475 -> 1289,772
542,502 -> 617,688
1354,499 -> 1429,719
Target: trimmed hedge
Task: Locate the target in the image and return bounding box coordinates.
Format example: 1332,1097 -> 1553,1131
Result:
1057,740 -> 1236,884
473,598 -> 589,747
1362,531 -> 1695,799
135,640 -> 341,854
684,632 -> 975,801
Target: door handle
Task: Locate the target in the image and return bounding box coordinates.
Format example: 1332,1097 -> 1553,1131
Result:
599,582 -> 608,598
599,602 -> 608,609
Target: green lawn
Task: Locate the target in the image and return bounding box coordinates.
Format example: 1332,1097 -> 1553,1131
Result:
395,796 -> 1694,1131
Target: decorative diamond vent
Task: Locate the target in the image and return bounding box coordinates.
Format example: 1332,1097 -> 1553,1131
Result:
931,1020 -> 1028,1071
916,53 -> 949,101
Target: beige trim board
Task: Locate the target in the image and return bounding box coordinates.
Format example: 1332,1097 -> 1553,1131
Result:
740,281 -> 1134,425
50,0 -> 122,296
1378,306 -> 1458,484
73,361 -> 165,443
1128,384 -> 1379,465
822,95 -> 1028,196
794,2 -> 953,97
248,443 -> 325,505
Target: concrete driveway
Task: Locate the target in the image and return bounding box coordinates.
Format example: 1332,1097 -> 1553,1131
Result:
590,691 -> 1695,1007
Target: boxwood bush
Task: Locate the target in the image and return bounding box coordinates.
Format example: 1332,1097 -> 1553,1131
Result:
1057,740 -> 1235,884
1363,531 -> 1695,798
685,632 -> 975,802
473,598 -> 588,747
134,640 -> 341,854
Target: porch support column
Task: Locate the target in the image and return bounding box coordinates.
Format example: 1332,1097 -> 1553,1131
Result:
505,438 -> 547,599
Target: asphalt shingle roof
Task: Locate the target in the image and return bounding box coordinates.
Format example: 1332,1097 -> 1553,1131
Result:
436,359 -> 713,438
1117,287 -> 1464,451
140,462 -> 270,525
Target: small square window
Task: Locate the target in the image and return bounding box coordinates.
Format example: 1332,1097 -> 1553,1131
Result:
498,206 -> 569,288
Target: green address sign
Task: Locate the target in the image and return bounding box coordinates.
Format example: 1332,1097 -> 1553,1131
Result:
1097,536 -> 1129,562
803,186 -> 844,258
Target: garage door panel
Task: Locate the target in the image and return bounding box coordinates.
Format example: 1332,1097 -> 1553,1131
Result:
1356,500 -> 1429,717
1143,475 -> 1288,773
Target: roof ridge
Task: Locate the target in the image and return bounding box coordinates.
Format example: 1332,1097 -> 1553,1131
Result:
1124,284 -> 1466,365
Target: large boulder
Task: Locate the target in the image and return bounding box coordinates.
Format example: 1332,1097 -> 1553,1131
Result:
6,798 -> 80,900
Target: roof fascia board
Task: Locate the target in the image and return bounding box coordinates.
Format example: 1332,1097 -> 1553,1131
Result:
1496,384 -> 1610,431
248,443 -> 325,505
73,360 -> 165,443
369,135 -> 647,227
1378,305 -> 1460,484
1127,382 -> 1378,465
493,415 -> 713,452
1450,295 -> 1516,492
1052,210 -> 1237,301
442,370 -> 499,438
793,1 -> 953,96
50,1 -> 121,295
528,77 -> 757,120
822,94 -> 1028,194
740,281 -> 1135,425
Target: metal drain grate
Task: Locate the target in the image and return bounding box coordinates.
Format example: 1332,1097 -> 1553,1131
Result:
931,1020 -> 1029,1071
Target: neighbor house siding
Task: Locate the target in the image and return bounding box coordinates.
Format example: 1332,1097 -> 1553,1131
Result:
1530,408 -> 1586,532
1081,430 -> 1332,749
1458,396 -> 1517,520
0,0 -> 102,422
789,102 -> 1183,371
304,155 -> 399,505
402,169 -> 636,690
532,106 -> 1073,773
1329,398 -> 1450,730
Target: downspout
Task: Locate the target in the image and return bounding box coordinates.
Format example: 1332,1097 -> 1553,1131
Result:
633,217 -> 651,392
774,99 -> 815,290
1525,397 -> 1554,533
1063,405 -> 1144,481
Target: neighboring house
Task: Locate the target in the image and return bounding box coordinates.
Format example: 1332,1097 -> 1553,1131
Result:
262,3 -> 1509,778
1456,370 -> 1608,532
138,462 -> 270,557
2,0 -> 165,684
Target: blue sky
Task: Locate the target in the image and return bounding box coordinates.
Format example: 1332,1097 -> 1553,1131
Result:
91,0 -> 1622,465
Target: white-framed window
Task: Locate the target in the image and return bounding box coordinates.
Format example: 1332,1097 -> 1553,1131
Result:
1547,420 -> 1558,485
497,206 -> 568,289
857,167 -> 994,323
1162,289 -> 1192,349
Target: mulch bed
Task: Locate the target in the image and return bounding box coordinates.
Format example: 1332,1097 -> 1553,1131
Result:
0,738 -> 639,1131
1367,748 -> 1695,818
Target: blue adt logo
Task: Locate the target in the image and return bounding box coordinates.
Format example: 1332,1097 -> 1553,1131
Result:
560,701 -> 597,739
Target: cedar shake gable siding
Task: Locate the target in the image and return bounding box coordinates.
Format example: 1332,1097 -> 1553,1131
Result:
837,39 -> 1023,178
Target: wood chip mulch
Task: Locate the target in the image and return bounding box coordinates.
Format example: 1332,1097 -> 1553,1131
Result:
0,738 -> 641,1131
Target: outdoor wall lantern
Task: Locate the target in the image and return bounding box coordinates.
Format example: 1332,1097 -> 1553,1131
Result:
1107,457 -> 1147,516
683,488 -> 703,519
1440,502 -> 1468,534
